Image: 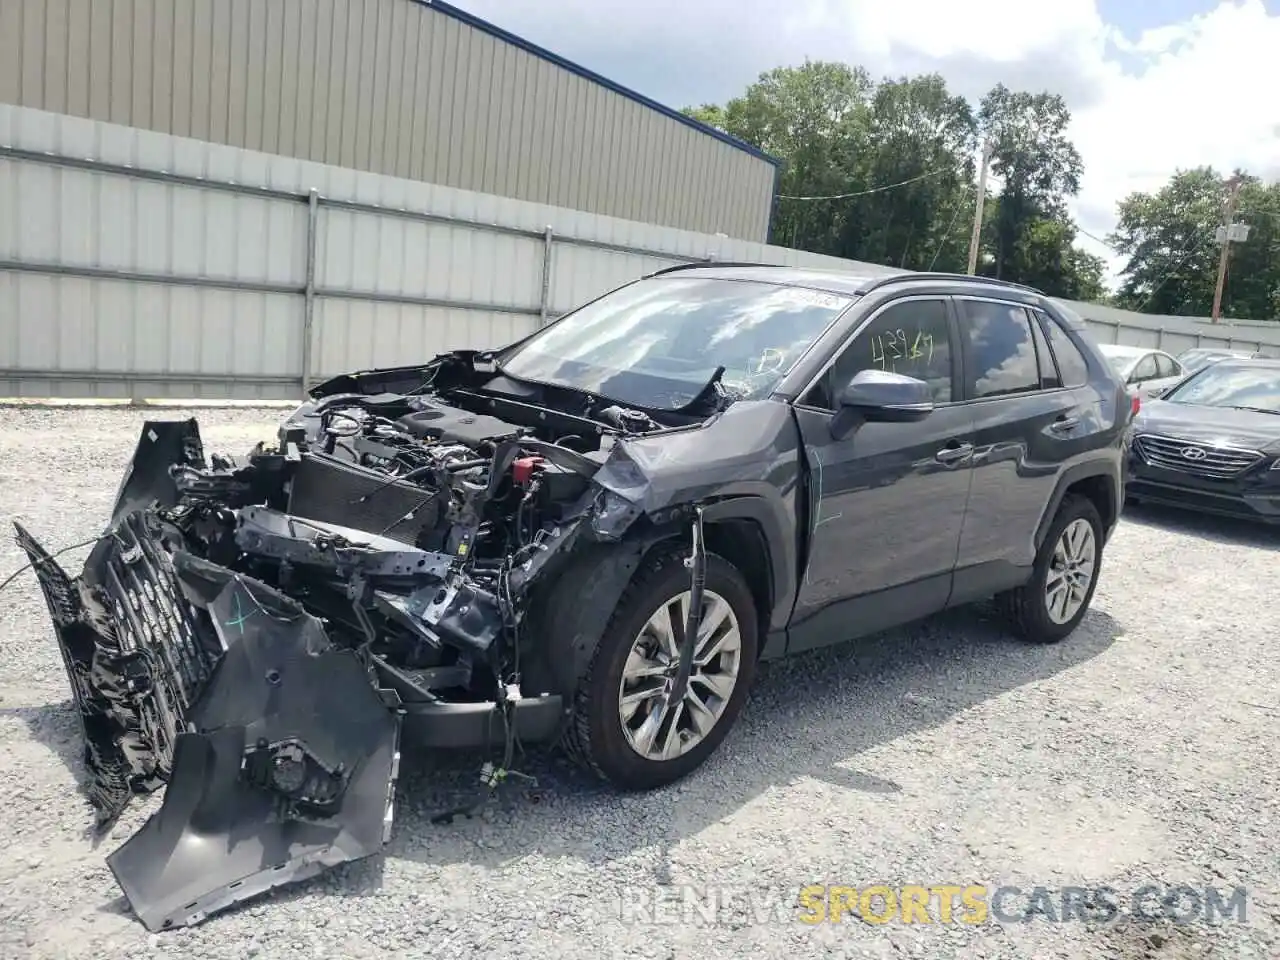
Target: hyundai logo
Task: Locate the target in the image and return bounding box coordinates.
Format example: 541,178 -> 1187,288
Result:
1180,446 -> 1208,461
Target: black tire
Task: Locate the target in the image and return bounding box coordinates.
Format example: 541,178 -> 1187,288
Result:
561,547 -> 758,790
997,494 -> 1104,644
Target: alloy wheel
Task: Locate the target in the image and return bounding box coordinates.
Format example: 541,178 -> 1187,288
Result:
617,589 -> 743,761
1044,517 -> 1097,625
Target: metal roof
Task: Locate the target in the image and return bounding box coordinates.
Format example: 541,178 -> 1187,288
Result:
421,1 -> 782,169
647,263 -> 1061,300
649,264 -> 881,296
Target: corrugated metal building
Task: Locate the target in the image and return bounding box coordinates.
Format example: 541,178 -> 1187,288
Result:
0,0 -> 780,241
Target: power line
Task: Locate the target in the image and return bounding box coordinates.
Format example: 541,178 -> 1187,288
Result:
776,167 -> 951,201
1073,224 -> 1118,252
928,194 -> 968,270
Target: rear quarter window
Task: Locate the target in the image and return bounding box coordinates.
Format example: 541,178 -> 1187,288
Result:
1036,310 -> 1091,387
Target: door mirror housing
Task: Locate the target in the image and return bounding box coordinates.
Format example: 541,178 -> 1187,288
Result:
830,369 -> 934,439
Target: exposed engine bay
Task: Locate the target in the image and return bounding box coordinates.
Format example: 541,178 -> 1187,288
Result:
12,350 -> 731,932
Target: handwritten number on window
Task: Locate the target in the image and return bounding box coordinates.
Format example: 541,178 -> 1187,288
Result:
870,329 -> 935,372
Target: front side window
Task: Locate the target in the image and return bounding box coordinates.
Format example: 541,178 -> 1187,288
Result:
959,300 -> 1041,399
498,276 -> 852,410
803,298 -> 954,409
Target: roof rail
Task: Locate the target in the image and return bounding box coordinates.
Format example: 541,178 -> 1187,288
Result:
857,272 -> 1045,296
644,260 -> 783,278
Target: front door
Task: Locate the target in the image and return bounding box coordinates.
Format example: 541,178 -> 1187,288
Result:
787,296 -> 976,653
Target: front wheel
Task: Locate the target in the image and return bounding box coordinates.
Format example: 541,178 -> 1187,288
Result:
562,549 -> 759,790
998,494 -> 1104,644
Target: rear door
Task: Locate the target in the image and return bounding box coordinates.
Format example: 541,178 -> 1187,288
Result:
949,296 -> 1092,604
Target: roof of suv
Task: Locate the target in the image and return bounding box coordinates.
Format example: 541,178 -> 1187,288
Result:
647,262 -> 1047,300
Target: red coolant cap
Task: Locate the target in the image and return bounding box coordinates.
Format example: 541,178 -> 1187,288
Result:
512,456 -> 545,485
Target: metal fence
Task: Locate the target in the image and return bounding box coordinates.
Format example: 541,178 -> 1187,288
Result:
1055,300 -> 1280,358
2,103 -> 1278,400
0,104 -> 887,399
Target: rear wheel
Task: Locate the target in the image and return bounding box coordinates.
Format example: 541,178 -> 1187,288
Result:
998,494 -> 1104,644
562,549 -> 758,790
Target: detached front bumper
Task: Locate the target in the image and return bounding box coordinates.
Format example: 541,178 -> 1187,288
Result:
14,420 -> 564,932
17,513 -> 404,932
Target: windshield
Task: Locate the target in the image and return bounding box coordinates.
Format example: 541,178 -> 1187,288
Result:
1162,363 -> 1280,412
1180,350 -> 1246,375
497,276 -> 853,410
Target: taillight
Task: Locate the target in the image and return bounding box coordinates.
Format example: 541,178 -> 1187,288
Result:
1130,394 -> 1141,418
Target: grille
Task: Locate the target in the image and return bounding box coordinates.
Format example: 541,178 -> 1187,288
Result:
14,511 -> 222,824
1134,433 -> 1264,478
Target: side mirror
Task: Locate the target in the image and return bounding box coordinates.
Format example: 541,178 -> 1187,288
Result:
831,369 -> 933,439
1146,385 -> 1167,398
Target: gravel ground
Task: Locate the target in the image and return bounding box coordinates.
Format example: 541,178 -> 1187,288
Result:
1,406 -> 1278,960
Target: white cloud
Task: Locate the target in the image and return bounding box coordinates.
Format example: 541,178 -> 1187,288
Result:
1067,1 -> 1280,284
454,0 -> 1280,288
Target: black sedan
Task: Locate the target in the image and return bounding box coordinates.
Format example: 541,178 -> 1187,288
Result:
1126,357 -> 1280,523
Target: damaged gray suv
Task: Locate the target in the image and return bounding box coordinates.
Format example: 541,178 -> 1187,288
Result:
17,264 -> 1128,931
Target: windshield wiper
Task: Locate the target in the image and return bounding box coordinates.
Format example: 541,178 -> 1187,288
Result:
1227,405 -> 1280,415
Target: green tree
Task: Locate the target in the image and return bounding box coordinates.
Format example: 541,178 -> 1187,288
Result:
977,84 -> 1084,293
1108,168 -> 1280,319
1227,179 -> 1280,319
845,73 -> 978,271
681,104 -> 726,129
709,61 -> 876,254
684,69 -> 1108,301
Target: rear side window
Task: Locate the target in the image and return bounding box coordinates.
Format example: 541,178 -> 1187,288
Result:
1036,311 -> 1090,387
1130,354 -> 1158,383
958,299 -> 1041,399
1155,354 -> 1179,378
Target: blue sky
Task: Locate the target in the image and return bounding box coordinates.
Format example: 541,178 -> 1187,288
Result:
1099,0 -> 1220,30
452,1 -> 1280,282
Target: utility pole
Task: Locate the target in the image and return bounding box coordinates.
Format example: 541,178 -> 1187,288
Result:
1211,175 -> 1245,323
967,139 -> 994,275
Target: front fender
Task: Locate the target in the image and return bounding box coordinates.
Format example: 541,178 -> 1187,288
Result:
700,494 -> 798,635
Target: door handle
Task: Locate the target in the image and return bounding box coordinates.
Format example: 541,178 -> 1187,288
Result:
935,442 -> 973,464
1050,416 -> 1080,433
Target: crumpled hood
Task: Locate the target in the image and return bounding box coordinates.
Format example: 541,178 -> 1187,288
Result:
1133,400 -> 1280,453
